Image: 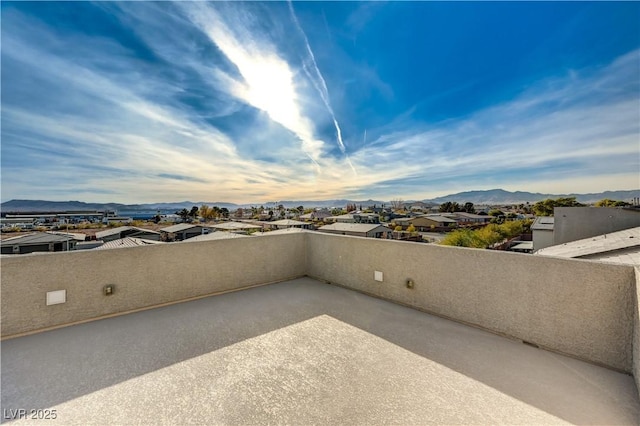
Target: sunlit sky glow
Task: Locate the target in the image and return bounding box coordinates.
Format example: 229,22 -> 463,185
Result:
2,1 -> 639,203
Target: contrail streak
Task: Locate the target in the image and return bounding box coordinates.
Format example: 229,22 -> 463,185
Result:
288,1 -> 352,170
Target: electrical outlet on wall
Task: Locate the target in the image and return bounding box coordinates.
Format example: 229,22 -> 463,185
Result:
46,290 -> 66,306
374,271 -> 383,282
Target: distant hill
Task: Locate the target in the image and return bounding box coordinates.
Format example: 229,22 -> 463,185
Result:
424,189 -> 639,205
1,189 -> 637,213
0,198 -> 385,213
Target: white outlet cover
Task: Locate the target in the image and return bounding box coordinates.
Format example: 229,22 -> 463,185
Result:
374,271 -> 383,282
46,290 -> 66,306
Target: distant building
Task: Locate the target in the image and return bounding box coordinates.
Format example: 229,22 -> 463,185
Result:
318,223 -> 391,238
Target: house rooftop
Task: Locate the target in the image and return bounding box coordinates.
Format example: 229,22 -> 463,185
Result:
395,215 -> 458,223
159,223 -> 208,233
94,237 -> 164,250
210,221 -> 262,231
3,278 -> 637,425
452,212 -> 490,219
95,226 -> 159,239
184,232 -> 251,242
0,232 -> 72,246
318,223 -> 389,233
257,227 -> 307,236
268,219 -> 306,226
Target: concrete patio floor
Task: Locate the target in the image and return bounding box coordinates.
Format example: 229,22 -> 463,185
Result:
2,277 -> 638,425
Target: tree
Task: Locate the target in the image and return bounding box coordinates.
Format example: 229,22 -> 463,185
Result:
189,206 -> 199,220
177,208 -> 189,222
394,225 -> 403,232
199,205 -> 218,221
235,208 -> 244,218
463,202 -> 476,213
219,207 -> 229,218
595,199 -> 630,207
407,224 -> 416,233
390,199 -> 404,211
440,220 -> 528,248
533,197 -> 584,216
296,205 -> 304,213
439,202 -> 462,213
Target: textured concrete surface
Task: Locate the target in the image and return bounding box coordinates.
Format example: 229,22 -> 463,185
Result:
1,233 -> 307,336
307,232 -> 636,371
2,278 -> 638,425
634,267 -> 640,398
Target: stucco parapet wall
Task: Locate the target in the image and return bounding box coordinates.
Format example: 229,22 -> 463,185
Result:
306,232 -> 636,372
1,231 -> 636,373
1,233 -> 307,337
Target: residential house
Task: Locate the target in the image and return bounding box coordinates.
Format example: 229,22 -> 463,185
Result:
327,213 -> 380,224
0,232 -> 77,254
449,212 -> 492,225
266,219 -> 311,230
318,223 -> 391,238
393,215 -> 458,231
159,224 -> 212,241
299,210 -> 332,222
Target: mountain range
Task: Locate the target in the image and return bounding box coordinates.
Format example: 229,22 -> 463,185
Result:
1,189 -> 638,212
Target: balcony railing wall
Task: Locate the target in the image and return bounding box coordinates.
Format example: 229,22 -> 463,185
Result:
2,231 -> 638,375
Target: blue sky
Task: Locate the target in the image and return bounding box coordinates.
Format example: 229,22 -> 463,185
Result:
2,1 -> 639,204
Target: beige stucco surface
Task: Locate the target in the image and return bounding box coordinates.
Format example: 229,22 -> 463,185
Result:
1,231 -> 637,374
634,266 -> 640,397
307,233 -> 636,372
0,233 -> 306,336
2,279 -> 638,425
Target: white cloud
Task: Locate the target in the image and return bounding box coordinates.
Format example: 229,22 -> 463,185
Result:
1,4 -> 637,204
